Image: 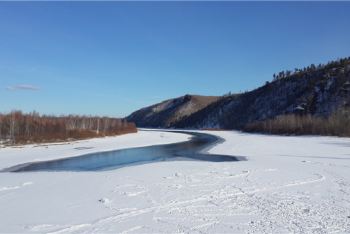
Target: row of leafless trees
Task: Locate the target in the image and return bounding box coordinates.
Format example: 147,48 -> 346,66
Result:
244,109 -> 350,137
0,111 -> 137,144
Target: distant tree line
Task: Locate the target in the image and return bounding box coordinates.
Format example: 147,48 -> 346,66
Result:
0,111 -> 137,145
244,108 -> 350,137
273,57 -> 350,81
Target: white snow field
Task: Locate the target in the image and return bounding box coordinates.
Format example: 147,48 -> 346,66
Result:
0,130 -> 349,233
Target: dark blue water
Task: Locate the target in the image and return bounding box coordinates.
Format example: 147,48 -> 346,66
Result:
2,131 -> 244,172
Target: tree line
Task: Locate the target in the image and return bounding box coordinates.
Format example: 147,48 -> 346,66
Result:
0,111 -> 137,145
273,57 -> 350,81
244,108 -> 350,137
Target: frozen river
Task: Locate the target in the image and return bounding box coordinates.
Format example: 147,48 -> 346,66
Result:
2,131 -> 242,172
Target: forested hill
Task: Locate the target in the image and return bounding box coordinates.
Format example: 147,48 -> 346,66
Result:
129,57 -> 350,136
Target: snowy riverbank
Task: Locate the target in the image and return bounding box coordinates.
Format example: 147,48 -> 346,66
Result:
0,130 -> 190,169
0,130 -> 349,233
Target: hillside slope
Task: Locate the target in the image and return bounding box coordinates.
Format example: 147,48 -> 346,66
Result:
175,57 -> 350,129
127,95 -> 220,128
128,57 -> 350,131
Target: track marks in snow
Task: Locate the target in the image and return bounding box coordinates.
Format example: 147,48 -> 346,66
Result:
24,168 -> 349,233
113,184 -> 147,197
120,225 -> 144,234
0,181 -> 33,192
283,173 -> 325,188
28,224 -> 60,232
47,224 -> 92,234
28,223 -> 91,234
233,173 -> 326,196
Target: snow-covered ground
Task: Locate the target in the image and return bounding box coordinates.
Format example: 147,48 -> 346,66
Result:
0,130 -> 349,233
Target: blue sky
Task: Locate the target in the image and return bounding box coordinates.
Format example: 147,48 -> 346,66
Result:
1,2 -> 350,117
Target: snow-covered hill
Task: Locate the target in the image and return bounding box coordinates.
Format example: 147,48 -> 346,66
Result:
127,95 -> 219,128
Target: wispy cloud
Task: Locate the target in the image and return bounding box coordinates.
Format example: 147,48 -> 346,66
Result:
6,84 -> 40,91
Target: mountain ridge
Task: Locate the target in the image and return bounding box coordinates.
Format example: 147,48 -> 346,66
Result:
127,57 -> 350,133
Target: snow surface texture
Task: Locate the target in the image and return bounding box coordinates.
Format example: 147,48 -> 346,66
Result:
0,130 -> 350,233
